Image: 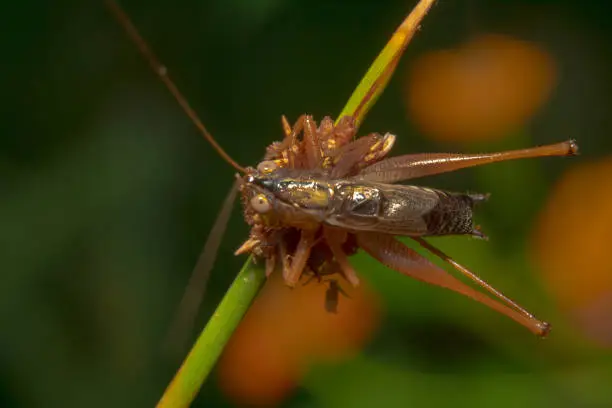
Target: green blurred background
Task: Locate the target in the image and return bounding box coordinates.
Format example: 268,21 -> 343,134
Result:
2,0 -> 612,407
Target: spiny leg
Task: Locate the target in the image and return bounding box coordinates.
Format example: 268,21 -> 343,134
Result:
283,229 -> 317,287
356,232 -> 550,336
413,237 -> 543,324
358,140 -> 578,184
324,227 -> 360,286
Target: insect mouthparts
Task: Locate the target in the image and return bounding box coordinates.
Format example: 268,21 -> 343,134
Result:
249,176 -> 275,191
259,179 -> 275,189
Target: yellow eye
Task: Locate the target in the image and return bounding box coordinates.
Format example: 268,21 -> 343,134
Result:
250,194 -> 271,213
256,160 -> 277,174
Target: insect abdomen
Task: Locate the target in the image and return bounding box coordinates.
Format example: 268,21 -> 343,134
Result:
421,192 -> 481,236
378,187 -> 485,236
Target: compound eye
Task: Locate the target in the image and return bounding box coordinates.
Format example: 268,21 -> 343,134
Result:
257,160 -> 277,174
250,194 -> 272,213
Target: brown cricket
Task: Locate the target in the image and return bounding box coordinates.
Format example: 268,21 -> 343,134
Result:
106,0 -> 578,339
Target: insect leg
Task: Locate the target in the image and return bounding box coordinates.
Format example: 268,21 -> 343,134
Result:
414,236 -> 543,318
357,140 -> 578,184
283,230 -> 316,287
323,227 -> 360,286
356,232 -> 550,336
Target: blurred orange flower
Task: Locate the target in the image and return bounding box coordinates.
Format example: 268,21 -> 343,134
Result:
217,273 -> 380,406
531,156 -> 612,346
405,34 -> 557,142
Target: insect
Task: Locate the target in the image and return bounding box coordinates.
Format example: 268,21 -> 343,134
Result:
106,0 -> 578,339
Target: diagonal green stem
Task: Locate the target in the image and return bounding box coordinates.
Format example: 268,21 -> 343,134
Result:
157,256 -> 263,408
157,1 -> 435,407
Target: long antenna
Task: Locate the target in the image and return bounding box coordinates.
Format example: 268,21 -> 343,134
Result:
104,0 -> 246,173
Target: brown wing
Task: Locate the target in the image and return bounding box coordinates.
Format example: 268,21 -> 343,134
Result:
327,182 -> 439,236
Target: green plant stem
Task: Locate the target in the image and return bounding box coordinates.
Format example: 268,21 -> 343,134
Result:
156,256 -> 264,408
